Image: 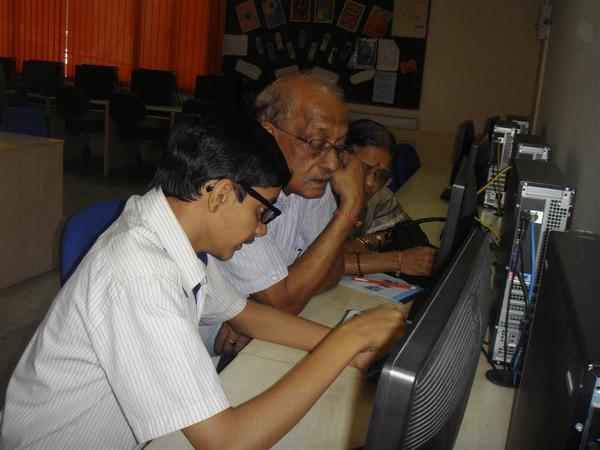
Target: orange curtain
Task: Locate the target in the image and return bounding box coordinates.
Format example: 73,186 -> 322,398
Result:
0,0 -> 14,56
66,0 -> 136,81
137,0 -> 225,90
1,0 -> 224,90
4,0 -> 66,70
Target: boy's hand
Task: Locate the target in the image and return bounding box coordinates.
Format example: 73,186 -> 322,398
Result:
340,304 -> 406,357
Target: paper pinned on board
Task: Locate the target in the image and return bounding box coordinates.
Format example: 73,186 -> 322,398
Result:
235,60 -> 262,80
350,69 -> 376,85
223,34 -> 248,56
376,39 -> 400,72
310,66 -> 340,85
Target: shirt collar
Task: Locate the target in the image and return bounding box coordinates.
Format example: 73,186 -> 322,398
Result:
140,188 -> 207,297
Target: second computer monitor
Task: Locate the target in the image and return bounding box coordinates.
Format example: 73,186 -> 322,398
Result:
131,68 -> 177,106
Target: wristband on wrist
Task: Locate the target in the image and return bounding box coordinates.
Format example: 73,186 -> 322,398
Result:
335,209 -> 362,228
395,251 -> 402,277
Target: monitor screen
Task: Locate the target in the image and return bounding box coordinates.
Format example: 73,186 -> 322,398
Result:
21,60 -> 64,95
131,68 -> 177,106
75,64 -> 118,99
433,142 -> 478,275
364,227 -> 492,450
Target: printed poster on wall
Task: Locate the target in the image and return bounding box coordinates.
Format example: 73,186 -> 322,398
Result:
314,0 -> 335,23
235,0 -> 261,33
263,0 -> 287,29
372,71 -> 397,104
290,0 -> 311,22
392,0 -> 429,38
363,5 -> 393,38
337,0 -> 365,33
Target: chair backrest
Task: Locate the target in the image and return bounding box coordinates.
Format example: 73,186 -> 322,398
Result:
388,142 -> 422,192
59,200 -> 126,285
56,86 -> 90,118
0,56 -> 17,88
75,64 -> 118,99
109,92 -> 147,127
0,106 -> 49,137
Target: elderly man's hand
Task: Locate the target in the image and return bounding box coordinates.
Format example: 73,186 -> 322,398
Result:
330,153 -> 365,214
214,322 -> 251,355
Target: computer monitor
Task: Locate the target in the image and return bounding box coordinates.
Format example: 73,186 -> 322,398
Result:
364,227 -> 492,450
75,64 -> 118,99
0,56 -> 17,88
433,142 -> 478,275
448,120 -> 475,185
131,68 -> 177,106
21,60 -> 64,95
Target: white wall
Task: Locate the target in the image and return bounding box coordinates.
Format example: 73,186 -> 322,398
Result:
536,0 -> 600,233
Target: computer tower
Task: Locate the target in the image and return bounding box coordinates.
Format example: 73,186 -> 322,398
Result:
483,121 -> 521,209
506,115 -> 530,134
506,230 -> 600,450
513,134 -> 550,161
491,159 -> 575,364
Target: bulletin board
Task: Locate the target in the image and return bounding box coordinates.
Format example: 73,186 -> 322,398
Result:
223,0 -> 430,109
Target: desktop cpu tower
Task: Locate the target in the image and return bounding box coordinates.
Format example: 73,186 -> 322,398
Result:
483,121 -> 521,209
506,230 -> 600,450
490,159 -> 575,365
506,115 -> 530,134
513,134 -> 550,161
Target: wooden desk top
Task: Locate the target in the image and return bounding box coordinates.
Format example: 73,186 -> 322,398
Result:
0,131 -> 63,151
148,286 -> 412,450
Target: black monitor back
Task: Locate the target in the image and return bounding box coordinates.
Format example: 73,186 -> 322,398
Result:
21,60 -> 64,95
448,120 -> 475,185
0,57 -> 17,88
365,228 -> 492,450
433,143 -> 478,275
131,68 -> 177,106
75,64 -> 118,99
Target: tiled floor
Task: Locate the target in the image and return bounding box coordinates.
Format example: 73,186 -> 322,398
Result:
0,153 -> 516,448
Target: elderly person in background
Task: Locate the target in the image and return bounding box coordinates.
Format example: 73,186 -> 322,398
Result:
343,119 -> 436,278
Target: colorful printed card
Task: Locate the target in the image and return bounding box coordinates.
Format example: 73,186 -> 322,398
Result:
337,0 -> 365,33
235,0 -> 261,33
263,0 -> 286,29
314,0 -> 335,23
290,0 -> 311,22
363,5 -> 393,38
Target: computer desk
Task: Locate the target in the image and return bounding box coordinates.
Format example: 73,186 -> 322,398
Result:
8,90 -> 182,176
147,285 -> 413,450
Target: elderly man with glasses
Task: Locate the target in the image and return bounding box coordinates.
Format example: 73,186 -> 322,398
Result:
211,74 -> 367,355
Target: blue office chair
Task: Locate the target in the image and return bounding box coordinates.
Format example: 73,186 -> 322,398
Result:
59,200 -> 126,285
0,106 -> 49,137
387,142 -> 422,193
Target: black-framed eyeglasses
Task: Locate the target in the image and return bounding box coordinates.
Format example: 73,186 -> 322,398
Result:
239,183 -> 281,225
273,125 -> 354,158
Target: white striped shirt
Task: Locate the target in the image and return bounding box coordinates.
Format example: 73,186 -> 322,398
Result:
214,185 -> 337,296
0,188 -> 246,449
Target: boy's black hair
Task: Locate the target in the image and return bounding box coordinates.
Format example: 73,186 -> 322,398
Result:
346,119 -> 398,155
151,106 -> 291,202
